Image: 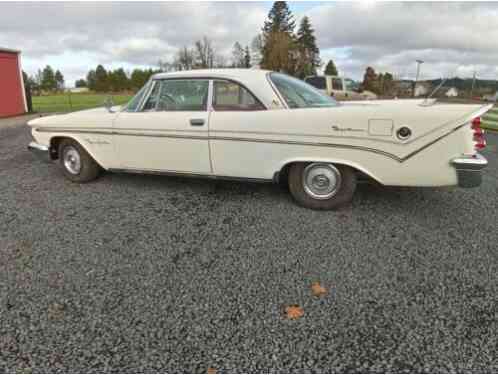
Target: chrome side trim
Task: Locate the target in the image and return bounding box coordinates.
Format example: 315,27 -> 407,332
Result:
108,168 -> 272,183
451,153 -> 488,171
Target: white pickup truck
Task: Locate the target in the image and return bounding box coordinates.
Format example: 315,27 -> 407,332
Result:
304,75 -> 377,100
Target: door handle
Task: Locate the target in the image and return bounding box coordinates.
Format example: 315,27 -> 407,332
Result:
190,119 -> 205,126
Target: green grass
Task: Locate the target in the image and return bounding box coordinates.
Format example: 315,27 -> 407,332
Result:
482,106 -> 498,132
32,93 -> 133,113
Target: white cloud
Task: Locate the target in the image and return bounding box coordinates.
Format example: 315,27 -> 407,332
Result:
306,2 -> 498,80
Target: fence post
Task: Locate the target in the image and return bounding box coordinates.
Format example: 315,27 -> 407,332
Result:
68,91 -> 73,112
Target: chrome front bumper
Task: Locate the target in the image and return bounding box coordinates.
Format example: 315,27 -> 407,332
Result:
451,153 -> 488,188
28,142 -> 51,162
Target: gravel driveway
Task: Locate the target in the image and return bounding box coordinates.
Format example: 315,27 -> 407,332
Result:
1,117 -> 497,373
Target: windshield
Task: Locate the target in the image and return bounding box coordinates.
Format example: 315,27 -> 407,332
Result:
124,81 -> 151,112
270,73 -> 338,109
344,78 -> 359,92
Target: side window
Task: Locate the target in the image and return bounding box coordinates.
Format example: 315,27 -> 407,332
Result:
305,77 -> 326,90
332,78 -> 344,91
213,80 -> 265,111
125,81 -> 150,111
142,79 -> 209,111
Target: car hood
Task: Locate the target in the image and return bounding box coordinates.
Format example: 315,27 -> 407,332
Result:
27,106 -> 121,129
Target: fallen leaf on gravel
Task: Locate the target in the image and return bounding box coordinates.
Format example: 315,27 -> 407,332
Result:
48,302 -> 65,320
207,367 -> 217,374
311,282 -> 327,297
284,304 -> 304,320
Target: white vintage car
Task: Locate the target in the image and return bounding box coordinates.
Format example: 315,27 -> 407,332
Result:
28,69 -> 491,210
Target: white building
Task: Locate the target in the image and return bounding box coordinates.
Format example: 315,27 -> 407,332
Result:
414,82 -> 430,97
445,87 -> 458,97
68,87 -> 89,94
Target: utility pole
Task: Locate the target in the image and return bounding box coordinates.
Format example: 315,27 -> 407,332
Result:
414,59 -> 424,97
470,70 -> 476,99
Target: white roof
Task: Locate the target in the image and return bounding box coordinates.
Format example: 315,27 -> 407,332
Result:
152,69 -> 282,109
0,47 -> 20,54
152,68 -> 271,80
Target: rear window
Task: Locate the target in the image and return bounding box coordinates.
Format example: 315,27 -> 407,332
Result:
305,76 -> 327,90
332,78 -> 344,91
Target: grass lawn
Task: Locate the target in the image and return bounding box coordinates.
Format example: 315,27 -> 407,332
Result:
482,106 -> 498,132
32,93 -> 133,113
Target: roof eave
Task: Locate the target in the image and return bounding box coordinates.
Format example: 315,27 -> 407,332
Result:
0,47 -> 21,54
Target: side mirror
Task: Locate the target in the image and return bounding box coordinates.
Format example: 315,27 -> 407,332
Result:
104,96 -> 115,113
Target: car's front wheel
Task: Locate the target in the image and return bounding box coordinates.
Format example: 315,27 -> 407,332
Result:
288,162 -> 357,210
58,139 -> 101,183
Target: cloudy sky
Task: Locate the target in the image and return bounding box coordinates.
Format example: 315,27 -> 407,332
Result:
1,1 -> 497,86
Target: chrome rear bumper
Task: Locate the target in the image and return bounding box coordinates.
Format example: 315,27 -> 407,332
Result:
28,142 -> 51,162
451,153 -> 487,188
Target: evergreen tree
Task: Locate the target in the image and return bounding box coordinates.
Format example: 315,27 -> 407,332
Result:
108,68 -> 129,92
41,65 -> 56,92
75,79 -> 87,88
244,46 -> 251,68
260,1 -> 297,74
361,66 -> 378,93
86,70 -> 97,91
295,16 -> 320,79
324,59 -> 338,76
263,1 -> 295,34
54,70 -> 64,91
94,65 -> 108,92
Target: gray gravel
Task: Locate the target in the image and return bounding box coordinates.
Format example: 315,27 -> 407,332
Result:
1,117 -> 497,373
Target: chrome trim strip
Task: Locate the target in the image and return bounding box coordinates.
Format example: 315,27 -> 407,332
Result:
211,136 -> 403,161
109,168 -> 272,183
28,142 -> 49,152
451,153 -> 488,171
207,80 -> 214,112
400,122 -> 468,160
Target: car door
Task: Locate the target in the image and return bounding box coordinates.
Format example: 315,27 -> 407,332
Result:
208,79 -> 269,178
113,79 -> 212,174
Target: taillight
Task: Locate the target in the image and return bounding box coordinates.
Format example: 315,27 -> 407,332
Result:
471,117 -> 486,150
471,117 -> 481,129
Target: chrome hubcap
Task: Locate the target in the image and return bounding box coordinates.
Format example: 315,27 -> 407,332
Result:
63,146 -> 81,175
302,163 -> 341,200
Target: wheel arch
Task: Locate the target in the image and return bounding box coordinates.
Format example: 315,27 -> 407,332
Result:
273,158 -> 383,185
48,134 -> 106,169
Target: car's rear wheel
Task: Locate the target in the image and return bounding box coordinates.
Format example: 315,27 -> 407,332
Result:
58,139 -> 101,183
288,162 -> 357,210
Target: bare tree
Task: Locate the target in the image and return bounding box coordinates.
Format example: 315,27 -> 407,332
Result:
214,54 -> 229,69
251,34 -> 263,68
175,46 -> 195,71
232,42 -> 245,68
194,36 -> 215,69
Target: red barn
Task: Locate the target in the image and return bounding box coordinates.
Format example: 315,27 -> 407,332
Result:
0,47 -> 27,118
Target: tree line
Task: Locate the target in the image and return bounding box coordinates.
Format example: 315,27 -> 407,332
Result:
24,65 -> 65,94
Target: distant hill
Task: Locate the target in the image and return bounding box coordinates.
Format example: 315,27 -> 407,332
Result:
426,77 -> 498,92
